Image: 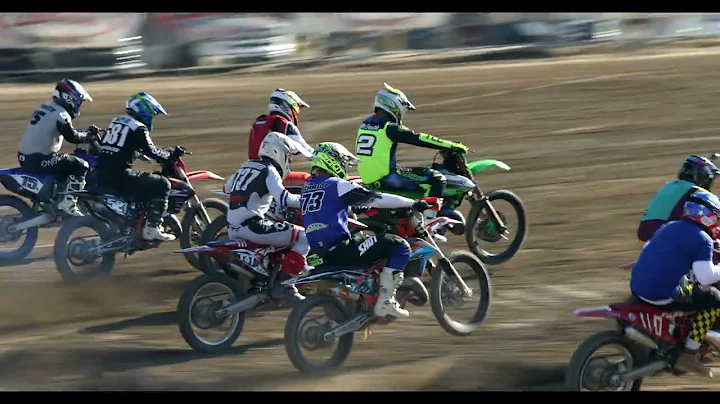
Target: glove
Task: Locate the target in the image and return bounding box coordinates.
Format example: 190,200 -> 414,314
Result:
412,199 -> 433,212
450,142 -> 468,154
86,125 -> 102,143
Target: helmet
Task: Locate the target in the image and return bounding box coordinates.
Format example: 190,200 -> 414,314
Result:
682,189 -> 720,239
311,142 -> 360,180
52,79 -> 93,118
259,131 -> 301,179
373,82 -> 415,124
268,88 -> 309,126
678,155 -> 720,190
126,92 -> 168,131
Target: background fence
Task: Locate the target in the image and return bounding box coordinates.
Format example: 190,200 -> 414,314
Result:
1,13 -> 720,77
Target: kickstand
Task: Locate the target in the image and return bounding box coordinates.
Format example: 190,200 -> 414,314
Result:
363,325 -> 373,342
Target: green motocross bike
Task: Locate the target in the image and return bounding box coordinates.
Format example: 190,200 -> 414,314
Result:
365,149 -> 527,266
279,149 -> 527,266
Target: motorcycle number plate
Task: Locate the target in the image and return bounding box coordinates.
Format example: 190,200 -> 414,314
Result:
104,196 -> 128,215
11,174 -> 42,194
234,249 -> 268,276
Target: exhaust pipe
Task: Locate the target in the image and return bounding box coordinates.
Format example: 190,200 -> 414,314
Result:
624,326 -> 658,350
216,293 -> 267,317
618,360 -> 668,383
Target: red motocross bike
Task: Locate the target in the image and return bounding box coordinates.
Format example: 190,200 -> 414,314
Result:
566,262 -> 720,391
52,146 -> 227,283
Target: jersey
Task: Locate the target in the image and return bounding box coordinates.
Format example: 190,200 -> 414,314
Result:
18,101 -> 88,155
630,220 -> 714,301
225,158 -> 300,227
355,114 -> 458,184
300,176 -> 379,248
248,113 -> 313,160
638,180 -> 698,242
97,114 -> 170,171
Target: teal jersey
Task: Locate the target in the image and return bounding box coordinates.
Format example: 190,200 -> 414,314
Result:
641,180 -> 697,222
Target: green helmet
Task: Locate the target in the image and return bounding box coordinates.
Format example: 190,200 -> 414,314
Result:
311,142 -> 359,179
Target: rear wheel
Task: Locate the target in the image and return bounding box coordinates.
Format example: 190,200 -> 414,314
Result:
53,216 -> 116,284
0,195 -> 39,263
179,198 -> 229,270
177,273 -> 246,353
565,330 -> 644,391
284,294 -> 355,374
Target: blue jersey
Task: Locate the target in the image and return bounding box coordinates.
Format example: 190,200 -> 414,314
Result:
630,220 -> 714,301
300,175 -> 378,249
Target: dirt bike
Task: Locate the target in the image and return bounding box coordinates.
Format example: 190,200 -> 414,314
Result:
52,146 -> 226,283
282,201 -> 491,374
566,262 -> 720,391
174,215 -> 370,353
0,144 -> 102,263
241,149 -> 527,266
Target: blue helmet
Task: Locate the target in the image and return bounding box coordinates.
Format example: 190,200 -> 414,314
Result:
683,189 -> 720,238
52,79 -> 93,118
125,92 -> 168,131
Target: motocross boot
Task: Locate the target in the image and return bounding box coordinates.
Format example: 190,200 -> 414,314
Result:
142,199 -> 176,242
57,175 -> 85,217
274,251 -> 307,301
676,350 -> 713,377
375,267 -> 410,319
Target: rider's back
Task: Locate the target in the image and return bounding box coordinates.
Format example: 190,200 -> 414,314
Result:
225,159 -> 277,228
356,114 -> 396,184
19,102 -> 70,155
301,176 -> 352,249
248,113 -> 290,160
638,180 -> 698,242
97,115 -> 149,171
631,219 -> 712,301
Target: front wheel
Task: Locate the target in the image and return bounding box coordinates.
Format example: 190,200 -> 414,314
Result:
177,273 -> 246,353
430,251 -> 492,336
466,189 -> 528,266
284,294 -> 355,374
565,330 -> 644,391
0,195 -> 39,263
179,198 -> 229,270
53,216 -> 116,284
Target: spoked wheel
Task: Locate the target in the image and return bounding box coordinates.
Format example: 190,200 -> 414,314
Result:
197,215 -> 233,276
180,198 -> 228,270
53,216 -> 116,284
430,251 -> 491,336
0,196 -> 39,263
284,294 -> 355,374
177,273 -> 246,353
466,190 -> 527,266
565,331 -> 644,391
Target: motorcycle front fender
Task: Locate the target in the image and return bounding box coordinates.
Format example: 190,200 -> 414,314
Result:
467,159 -> 511,175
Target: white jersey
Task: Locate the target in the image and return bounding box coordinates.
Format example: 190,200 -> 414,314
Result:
18,101 -> 75,155
225,159 -> 300,227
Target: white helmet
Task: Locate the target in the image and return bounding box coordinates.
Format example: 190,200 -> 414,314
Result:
268,88 -> 309,126
258,131 -> 301,179
373,83 -> 416,124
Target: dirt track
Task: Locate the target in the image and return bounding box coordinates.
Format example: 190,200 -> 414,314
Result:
2,50 -> 720,391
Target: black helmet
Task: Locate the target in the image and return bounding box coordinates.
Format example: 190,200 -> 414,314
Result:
678,155 -> 720,190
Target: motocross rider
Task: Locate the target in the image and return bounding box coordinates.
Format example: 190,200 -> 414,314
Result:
355,83 -> 468,225
224,132 -> 310,300
96,92 -> 176,242
17,79 -> 100,216
248,88 -> 314,161
638,155 -> 720,243
301,142 -> 434,319
630,189 -> 720,377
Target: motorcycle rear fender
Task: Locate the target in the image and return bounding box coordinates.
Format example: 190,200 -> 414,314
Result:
187,170 -> 224,182
467,159 -> 511,175
618,261 -> 636,270
175,245 -> 213,254
573,306 -> 618,319
211,188 -> 228,197
348,218 -> 369,230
